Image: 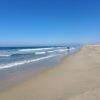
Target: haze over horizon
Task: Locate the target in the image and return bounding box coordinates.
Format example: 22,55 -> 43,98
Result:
0,0 -> 100,46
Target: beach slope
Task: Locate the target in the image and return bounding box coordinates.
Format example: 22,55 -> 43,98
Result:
0,45 -> 100,100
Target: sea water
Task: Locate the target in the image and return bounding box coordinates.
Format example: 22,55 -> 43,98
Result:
0,46 -> 76,70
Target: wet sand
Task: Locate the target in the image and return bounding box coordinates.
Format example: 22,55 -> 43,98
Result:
0,45 -> 100,100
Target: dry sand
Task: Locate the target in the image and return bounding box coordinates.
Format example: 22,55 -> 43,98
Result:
0,45 -> 100,100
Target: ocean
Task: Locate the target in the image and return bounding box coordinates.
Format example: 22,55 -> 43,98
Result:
0,46 -> 76,70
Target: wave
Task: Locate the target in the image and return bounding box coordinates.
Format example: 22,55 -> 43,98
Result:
0,51 -> 46,58
35,52 -> 46,55
11,53 -> 35,57
47,47 -> 75,53
0,54 -> 11,57
47,50 -> 55,53
18,47 -> 54,52
69,47 -> 75,50
10,51 -> 46,57
0,53 -> 35,58
57,49 -> 68,52
0,55 -> 57,70
47,49 -> 68,53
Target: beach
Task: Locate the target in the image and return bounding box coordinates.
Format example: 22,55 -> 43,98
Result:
0,45 -> 100,100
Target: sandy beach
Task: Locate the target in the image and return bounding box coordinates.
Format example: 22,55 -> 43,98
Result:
0,45 -> 100,100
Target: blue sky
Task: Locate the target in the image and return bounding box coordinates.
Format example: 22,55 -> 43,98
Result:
0,0 -> 100,46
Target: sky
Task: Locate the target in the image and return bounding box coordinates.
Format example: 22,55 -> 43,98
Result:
0,0 -> 100,46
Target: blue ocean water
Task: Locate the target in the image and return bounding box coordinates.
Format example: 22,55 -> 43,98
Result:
0,46 -> 78,70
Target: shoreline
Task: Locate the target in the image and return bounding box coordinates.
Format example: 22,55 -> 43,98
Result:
0,47 -> 79,91
1,45 -> 100,100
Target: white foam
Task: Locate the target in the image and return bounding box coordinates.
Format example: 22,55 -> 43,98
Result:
0,55 -> 10,57
48,50 -> 55,53
70,47 -> 75,50
0,55 -> 56,70
35,52 -> 46,55
57,49 -> 68,52
47,49 -> 68,53
18,48 -> 53,52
